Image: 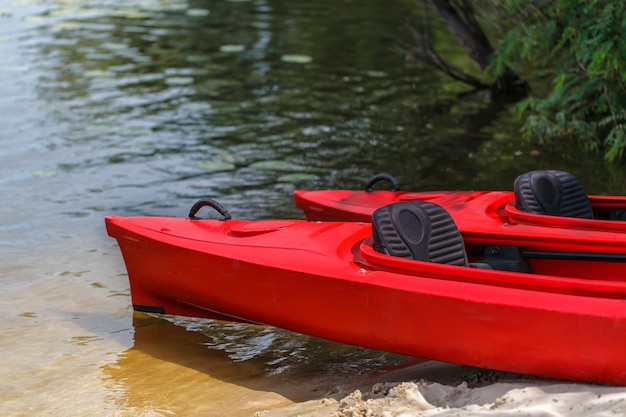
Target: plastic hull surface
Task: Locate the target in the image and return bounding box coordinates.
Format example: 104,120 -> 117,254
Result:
106,215 -> 626,385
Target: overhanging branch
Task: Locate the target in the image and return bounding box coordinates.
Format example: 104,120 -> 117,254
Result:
394,18 -> 490,90
394,0 -> 530,97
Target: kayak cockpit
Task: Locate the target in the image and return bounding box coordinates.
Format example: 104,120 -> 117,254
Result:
359,200 -> 626,298
505,170 -> 626,231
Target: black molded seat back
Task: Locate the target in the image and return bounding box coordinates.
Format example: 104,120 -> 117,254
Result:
372,201 -> 468,266
514,170 -> 593,219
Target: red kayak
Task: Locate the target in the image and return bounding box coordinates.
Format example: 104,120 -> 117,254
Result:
106,197 -> 626,385
294,171 -> 626,233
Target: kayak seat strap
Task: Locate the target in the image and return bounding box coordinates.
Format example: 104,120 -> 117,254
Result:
372,201 -> 468,266
514,170 -> 593,219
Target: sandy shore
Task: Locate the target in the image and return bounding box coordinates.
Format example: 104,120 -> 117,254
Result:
257,361 -> 626,417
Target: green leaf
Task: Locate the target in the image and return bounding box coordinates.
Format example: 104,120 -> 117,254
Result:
250,160 -> 293,171
196,160 -> 236,172
277,173 -> 316,182
281,54 -> 313,64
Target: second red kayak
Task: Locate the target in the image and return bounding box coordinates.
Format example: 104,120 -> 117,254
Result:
294,170 -> 626,233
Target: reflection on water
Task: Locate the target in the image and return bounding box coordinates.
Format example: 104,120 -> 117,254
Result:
2,0 -> 626,416
103,314 -> 408,416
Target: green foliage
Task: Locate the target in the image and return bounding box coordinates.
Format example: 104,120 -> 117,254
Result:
490,0 -> 626,160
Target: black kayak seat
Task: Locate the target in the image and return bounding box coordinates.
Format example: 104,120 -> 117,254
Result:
372,201 -> 531,272
514,170 -> 593,219
372,201 -> 468,266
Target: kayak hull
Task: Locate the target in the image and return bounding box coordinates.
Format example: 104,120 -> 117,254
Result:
106,215 -> 626,385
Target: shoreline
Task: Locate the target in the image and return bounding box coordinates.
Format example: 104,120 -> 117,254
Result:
258,360 -> 626,417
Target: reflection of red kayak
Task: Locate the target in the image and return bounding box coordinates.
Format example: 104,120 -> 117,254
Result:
106,195 -> 626,385
294,170 -> 626,233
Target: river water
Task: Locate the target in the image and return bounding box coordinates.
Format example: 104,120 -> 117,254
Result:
1,1 -> 624,416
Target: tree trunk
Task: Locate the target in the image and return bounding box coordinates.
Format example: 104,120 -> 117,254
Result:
425,0 -> 529,96
429,0 -> 492,69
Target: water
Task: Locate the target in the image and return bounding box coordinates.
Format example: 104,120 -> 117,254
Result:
1,1 -> 625,416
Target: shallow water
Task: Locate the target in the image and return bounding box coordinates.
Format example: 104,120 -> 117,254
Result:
1,1 -> 625,416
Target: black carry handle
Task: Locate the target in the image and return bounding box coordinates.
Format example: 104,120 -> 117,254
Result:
365,173 -> 400,192
189,198 -> 232,220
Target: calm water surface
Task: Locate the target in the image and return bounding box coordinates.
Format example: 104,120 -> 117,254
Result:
1,1 -> 624,416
